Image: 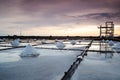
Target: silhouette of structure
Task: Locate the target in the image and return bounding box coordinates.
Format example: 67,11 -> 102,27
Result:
98,21 -> 114,39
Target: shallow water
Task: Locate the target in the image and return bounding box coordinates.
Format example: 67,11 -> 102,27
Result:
71,41 -> 120,80
0,40 -> 120,80
0,40 -> 84,80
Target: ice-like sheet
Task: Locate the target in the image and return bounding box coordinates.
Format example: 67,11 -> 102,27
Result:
1,40 -> 119,80
72,52 -> 120,80
36,42 -> 86,50
0,42 -> 36,47
89,42 -> 113,51
0,47 -> 11,49
71,42 -> 120,80
0,48 -> 81,80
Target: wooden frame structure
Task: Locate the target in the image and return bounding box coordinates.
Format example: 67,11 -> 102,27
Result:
98,21 -> 114,39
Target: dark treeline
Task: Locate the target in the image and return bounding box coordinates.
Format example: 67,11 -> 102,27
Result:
0,35 -> 120,41
0,35 -> 99,40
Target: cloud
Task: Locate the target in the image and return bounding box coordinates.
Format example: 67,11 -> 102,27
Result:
0,0 -> 120,36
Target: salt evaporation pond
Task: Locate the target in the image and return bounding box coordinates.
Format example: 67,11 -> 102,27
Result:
71,51 -> 120,80
0,40 -> 120,80
0,40 -> 84,80
36,41 -> 86,50
71,41 -> 120,80
0,42 -> 36,47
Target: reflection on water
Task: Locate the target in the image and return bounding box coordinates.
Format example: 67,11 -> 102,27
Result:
0,40 -> 120,80
0,53 -> 21,63
99,41 -> 114,59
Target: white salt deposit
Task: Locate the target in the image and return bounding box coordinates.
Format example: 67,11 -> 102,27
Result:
20,44 -> 39,57
105,40 -> 109,43
11,39 -> 20,47
56,42 -> 65,49
113,42 -> 120,49
41,39 -> 46,44
109,40 -> 114,46
102,39 -> 105,43
55,39 -> 58,42
17,38 -> 20,42
71,40 -> 76,45
0,38 -> 6,42
77,56 -> 83,60
33,39 -> 37,41
65,38 -> 69,41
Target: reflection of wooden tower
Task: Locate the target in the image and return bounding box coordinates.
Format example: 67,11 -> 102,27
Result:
98,21 -> 114,39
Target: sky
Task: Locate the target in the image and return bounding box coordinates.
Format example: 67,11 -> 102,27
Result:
0,0 -> 120,36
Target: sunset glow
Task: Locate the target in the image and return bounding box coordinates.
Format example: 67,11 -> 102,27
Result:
0,0 -> 120,36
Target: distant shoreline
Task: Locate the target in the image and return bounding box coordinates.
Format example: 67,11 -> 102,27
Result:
0,35 -> 120,41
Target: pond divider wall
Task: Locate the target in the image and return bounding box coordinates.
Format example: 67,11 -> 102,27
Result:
61,40 -> 93,80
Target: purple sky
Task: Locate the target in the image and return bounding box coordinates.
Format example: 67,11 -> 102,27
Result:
0,0 -> 120,36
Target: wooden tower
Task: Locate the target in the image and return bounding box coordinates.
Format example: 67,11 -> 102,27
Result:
98,21 -> 114,39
